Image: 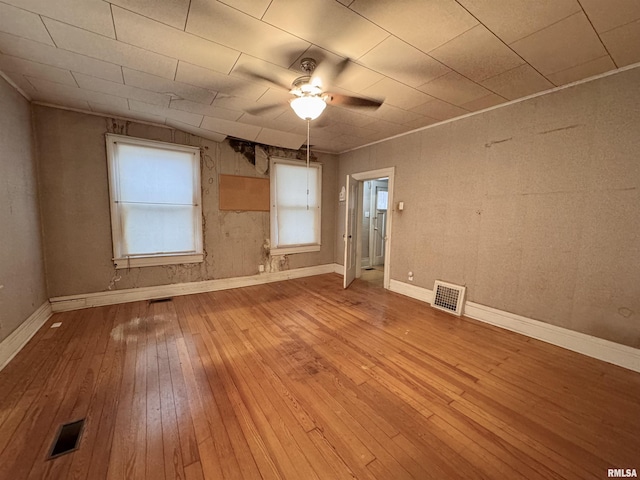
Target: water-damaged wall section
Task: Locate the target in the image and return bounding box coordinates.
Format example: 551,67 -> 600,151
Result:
34,106 -> 337,298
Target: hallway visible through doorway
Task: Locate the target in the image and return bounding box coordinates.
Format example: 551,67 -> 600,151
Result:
360,264 -> 384,287
361,179 -> 388,270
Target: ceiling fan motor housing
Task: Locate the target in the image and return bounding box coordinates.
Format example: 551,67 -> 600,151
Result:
299,58 -> 317,74
291,76 -> 322,96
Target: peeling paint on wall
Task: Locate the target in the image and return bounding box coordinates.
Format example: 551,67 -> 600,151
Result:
106,118 -> 128,135
260,239 -> 290,273
107,273 -> 121,291
33,106 -> 337,297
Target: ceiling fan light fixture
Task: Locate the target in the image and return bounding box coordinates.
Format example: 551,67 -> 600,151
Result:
290,95 -> 326,120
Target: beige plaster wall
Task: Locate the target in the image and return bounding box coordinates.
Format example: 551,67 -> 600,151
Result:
337,66 -> 640,348
34,106 -> 337,298
0,78 -> 47,342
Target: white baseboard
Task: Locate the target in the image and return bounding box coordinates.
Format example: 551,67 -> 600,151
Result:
50,264 -> 339,312
389,280 -> 640,373
389,279 -> 434,304
44,270 -> 640,373
0,302 -> 52,371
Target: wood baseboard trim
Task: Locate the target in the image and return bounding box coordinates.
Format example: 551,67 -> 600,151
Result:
50,264 -> 339,312
389,279 -> 640,373
0,302 -> 52,371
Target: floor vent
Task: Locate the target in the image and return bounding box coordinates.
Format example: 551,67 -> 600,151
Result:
149,297 -> 173,304
48,419 -> 84,459
432,281 -> 466,316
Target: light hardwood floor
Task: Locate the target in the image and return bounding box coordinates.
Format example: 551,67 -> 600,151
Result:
1,274 -> 639,479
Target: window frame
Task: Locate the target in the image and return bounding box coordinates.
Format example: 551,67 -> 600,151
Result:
105,133 -> 203,269
269,157 -> 322,255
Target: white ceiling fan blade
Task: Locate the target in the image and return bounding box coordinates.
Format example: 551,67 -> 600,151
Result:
311,58 -> 350,91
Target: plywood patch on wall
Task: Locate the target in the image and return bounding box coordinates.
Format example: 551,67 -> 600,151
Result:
219,174 -> 270,211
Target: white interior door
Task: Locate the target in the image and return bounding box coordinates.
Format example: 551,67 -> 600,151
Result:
343,175 -> 357,289
372,186 -> 388,265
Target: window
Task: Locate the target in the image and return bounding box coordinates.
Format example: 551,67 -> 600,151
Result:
105,134 -> 203,269
270,157 -> 322,255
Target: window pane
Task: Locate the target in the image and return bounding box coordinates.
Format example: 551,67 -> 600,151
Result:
272,161 -> 321,248
377,191 -> 388,210
275,164 -> 319,208
121,204 -> 195,255
277,207 -> 318,245
116,144 -> 194,205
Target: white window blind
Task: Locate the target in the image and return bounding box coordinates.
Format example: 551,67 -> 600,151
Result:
106,134 -> 203,269
270,158 -> 322,254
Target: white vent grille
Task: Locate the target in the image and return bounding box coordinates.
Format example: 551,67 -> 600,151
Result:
432,281 -> 466,316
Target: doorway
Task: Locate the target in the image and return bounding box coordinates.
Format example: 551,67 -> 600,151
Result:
343,167 -> 395,290
360,179 -> 388,287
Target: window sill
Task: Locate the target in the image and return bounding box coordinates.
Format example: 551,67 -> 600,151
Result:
113,254 -> 204,269
270,245 -> 321,255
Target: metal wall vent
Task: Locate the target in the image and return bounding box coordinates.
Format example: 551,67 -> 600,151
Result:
432,281 -> 466,316
149,297 -> 173,304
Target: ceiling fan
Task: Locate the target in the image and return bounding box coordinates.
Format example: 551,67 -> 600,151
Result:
240,57 -> 384,121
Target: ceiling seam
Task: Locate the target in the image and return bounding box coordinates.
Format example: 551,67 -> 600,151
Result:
548,54 -> 613,80
451,1 -> 549,90
110,4 -> 190,32
260,1 -> 275,21
311,6 -> 507,111
39,15 -> 57,48
69,70 -> 80,88
353,34 -> 391,62
108,3 -> 117,40
183,0 -> 192,31
106,5 -> 243,76
505,10 -> 583,45
247,4 -> 490,124
599,16 -> 640,35
172,60 -> 178,82
0,30 -> 154,79
339,61 -> 640,155
575,0 -> 618,69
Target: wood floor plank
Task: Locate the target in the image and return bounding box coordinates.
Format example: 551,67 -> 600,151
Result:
183,460 -> 205,480
144,305 -> 166,480
204,316 -> 322,480
202,332 -> 283,480
1,274 -> 638,479
450,396 -> 597,480
174,334 -> 225,480
0,309 -> 96,479
39,305 -> 119,480
70,306 -> 124,480
0,311 -> 73,405
0,310 -> 81,431
162,300 -> 200,469
1,355 -> 82,479
245,322 -> 378,475
153,302 -> 186,480
105,301 -> 141,480
175,295 -> 247,480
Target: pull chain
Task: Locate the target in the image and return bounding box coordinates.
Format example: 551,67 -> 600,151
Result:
306,118 -> 310,211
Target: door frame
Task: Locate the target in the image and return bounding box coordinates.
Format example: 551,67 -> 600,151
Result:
344,167 -> 395,290
371,181 -> 388,267
343,175 -> 358,289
